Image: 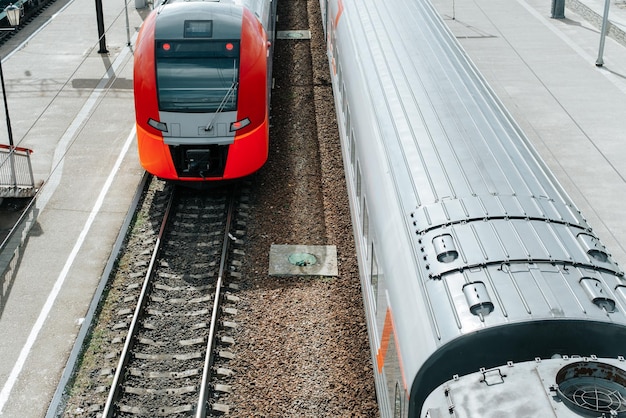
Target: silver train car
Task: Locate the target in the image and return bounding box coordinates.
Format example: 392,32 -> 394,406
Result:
320,0 -> 626,417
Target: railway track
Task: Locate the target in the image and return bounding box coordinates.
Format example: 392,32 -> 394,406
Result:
101,183 -> 244,416
50,0 -> 378,413
56,177 -> 249,417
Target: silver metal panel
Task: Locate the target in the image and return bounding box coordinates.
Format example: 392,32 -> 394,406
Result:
423,357 -> 626,418
418,220 -> 619,279
268,245 -> 338,276
276,30 -> 311,40
324,0 -> 626,414
411,195 -> 586,234
160,111 -> 236,145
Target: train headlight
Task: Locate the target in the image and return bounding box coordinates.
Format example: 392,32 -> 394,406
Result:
230,118 -> 250,132
148,118 -> 168,132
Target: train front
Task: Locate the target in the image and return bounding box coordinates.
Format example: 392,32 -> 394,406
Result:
134,0 -> 270,181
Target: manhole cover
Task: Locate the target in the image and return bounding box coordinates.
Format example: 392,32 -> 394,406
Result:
276,30 -> 312,40
268,244 -> 338,276
288,252 -> 317,267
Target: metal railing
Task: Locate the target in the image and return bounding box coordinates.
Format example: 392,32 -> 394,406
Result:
0,144 -> 35,197
0,195 -> 37,308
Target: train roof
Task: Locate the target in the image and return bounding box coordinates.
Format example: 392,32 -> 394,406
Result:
344,0 -> 573,223
340,0 -> 626,304
333,0 -> 626,408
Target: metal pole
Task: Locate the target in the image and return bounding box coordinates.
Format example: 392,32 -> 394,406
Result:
0,57 -> 17,188
596,0 -> 611,67
95,0 -> 108,53
0,59 -> 14,149
124,0 -> 131,47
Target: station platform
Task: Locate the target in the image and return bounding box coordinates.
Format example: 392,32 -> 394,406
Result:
0,0 -> 146,415
0,0 -> 622,416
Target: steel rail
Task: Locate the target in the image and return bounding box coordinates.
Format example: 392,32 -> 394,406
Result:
196,190 -> 236,417
101,186 -> 177,418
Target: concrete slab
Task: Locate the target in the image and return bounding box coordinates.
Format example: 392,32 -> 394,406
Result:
0,0 -> 146,415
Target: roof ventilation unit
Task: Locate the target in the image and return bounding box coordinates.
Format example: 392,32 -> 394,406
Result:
580,277 -> 616,313
463,281 -> 494,317
433,234 -> 458,263
577,233 -> 609,262
555,361 -> 626,416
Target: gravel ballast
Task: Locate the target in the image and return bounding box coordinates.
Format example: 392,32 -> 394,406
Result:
225,0 -> 379,415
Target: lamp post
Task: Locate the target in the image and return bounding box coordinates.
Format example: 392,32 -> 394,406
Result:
0,4 -> 20,149
0,60 -> 15,189
95,0 -> 108,53
1,4 -> 21,190
4,3 -> 20,28
0,57 -> 14,150
596,0 -> 611,67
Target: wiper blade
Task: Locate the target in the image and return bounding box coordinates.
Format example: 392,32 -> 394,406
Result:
205,81 -> 238,131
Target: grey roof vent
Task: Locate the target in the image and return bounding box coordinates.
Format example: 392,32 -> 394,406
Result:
577,233 -> 609,263
433,234 -> 458,263
463,282 -> 494,318
580,277 -> 616,313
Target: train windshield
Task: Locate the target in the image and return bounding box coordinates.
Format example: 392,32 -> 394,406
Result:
155,40 -> 240,113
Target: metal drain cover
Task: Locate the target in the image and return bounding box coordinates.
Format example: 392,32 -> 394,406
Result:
276,30 -> 311,40
288,252 -> 317,266
269,244 -> 338,276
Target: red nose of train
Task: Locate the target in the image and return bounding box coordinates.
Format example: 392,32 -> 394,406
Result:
133,1 -> 271,182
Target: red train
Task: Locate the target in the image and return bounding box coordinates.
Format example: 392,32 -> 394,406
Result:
133,0 -> 276,182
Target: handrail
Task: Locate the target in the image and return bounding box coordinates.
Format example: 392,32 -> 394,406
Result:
0,145 -> 36,190
0,143 -> 33,153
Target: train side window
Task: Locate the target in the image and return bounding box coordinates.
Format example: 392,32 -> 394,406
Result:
356,162 -> 362,211
371,244 -> 379,310
394,381 -> 403,417
345,104 -> 351,135
329,22 -> 335,55
350,130 -> 356,168
337,61 -> 343,91
363,201 -> 369,259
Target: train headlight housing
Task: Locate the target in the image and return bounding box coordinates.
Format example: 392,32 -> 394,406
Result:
230,118 -> 250,132
148,118 -> 168,132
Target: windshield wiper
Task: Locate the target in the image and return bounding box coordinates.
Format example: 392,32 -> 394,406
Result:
206,62 -> 238,132
205,82 -> 237,131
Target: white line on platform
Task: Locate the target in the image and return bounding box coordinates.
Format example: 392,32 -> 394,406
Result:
0,0 -> 143,412
0,126 -> 135,413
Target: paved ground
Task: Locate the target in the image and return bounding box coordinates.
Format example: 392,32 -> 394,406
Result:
0,0 -> 145,416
